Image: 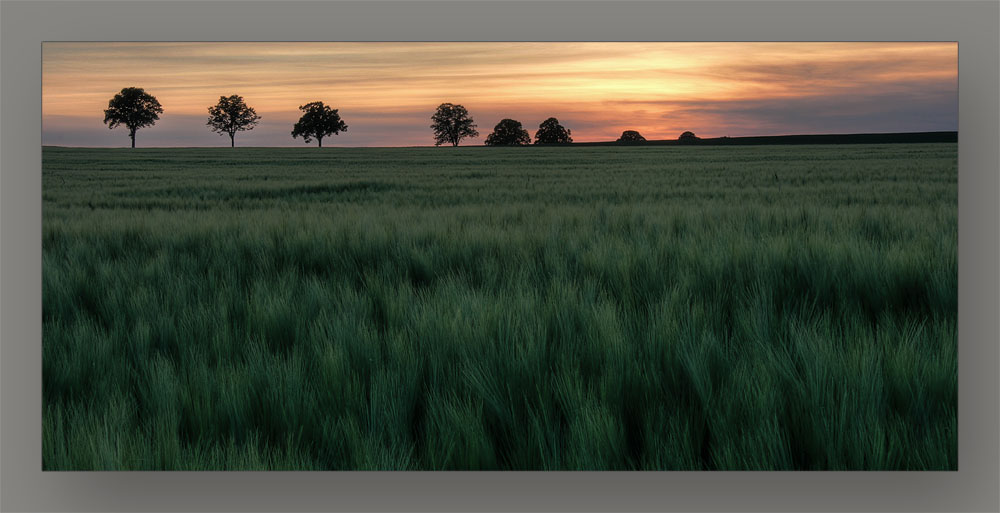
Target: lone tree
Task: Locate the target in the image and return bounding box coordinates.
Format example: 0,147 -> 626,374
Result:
103,87 -> 163,148
534,117 -> 572,144
484,118 -> 531,146
617,130 -> 646,143
207,94 -> 261,147
678,131 -> 701,143
291,101 -> 348,147
430,103 -> 479,146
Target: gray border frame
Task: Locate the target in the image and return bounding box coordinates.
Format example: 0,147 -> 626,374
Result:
3,1 -> 997,512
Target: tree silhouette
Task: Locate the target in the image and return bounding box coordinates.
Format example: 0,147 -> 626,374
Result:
678,131 -> 700,143
207,95 -> 261,147
534,117 -> 572,144
103,87 -> 163,148
291,102 -> 347,147
485,118 -> 531,146
617,130 -> 646,143
430,103 -> 479,146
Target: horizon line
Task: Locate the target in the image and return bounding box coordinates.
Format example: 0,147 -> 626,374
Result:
41,130 -> 959,149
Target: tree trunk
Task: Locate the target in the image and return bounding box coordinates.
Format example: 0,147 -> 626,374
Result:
130,129 -> 136,148
230,133 -> 235,147
318,136 -> 323,148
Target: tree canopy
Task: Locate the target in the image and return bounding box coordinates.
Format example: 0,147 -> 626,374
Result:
534,117 -> 573,144
207,95 -> 262,147
430,103 -> 479,147
103,87 -> 163,148
484,118 -> 531,146
617,130 -> 646,143
291,102 -> 348,147
678,131 -> 701,142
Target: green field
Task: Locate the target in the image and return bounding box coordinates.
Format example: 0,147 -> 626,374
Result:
42,144 -> 957,470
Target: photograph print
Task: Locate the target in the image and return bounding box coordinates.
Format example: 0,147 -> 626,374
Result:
42,42 -> 957,470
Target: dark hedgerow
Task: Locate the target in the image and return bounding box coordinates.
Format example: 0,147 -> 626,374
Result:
617,130 -> 646,143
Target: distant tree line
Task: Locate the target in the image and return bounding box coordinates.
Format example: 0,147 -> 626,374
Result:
102,87 -> 697,148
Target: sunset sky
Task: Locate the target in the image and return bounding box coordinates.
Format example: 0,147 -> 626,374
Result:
42,42 -> 957,147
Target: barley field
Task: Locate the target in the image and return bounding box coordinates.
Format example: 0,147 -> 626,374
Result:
42,144 -> 957,470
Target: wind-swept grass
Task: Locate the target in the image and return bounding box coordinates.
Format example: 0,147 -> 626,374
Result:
42,144 -> 957,470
